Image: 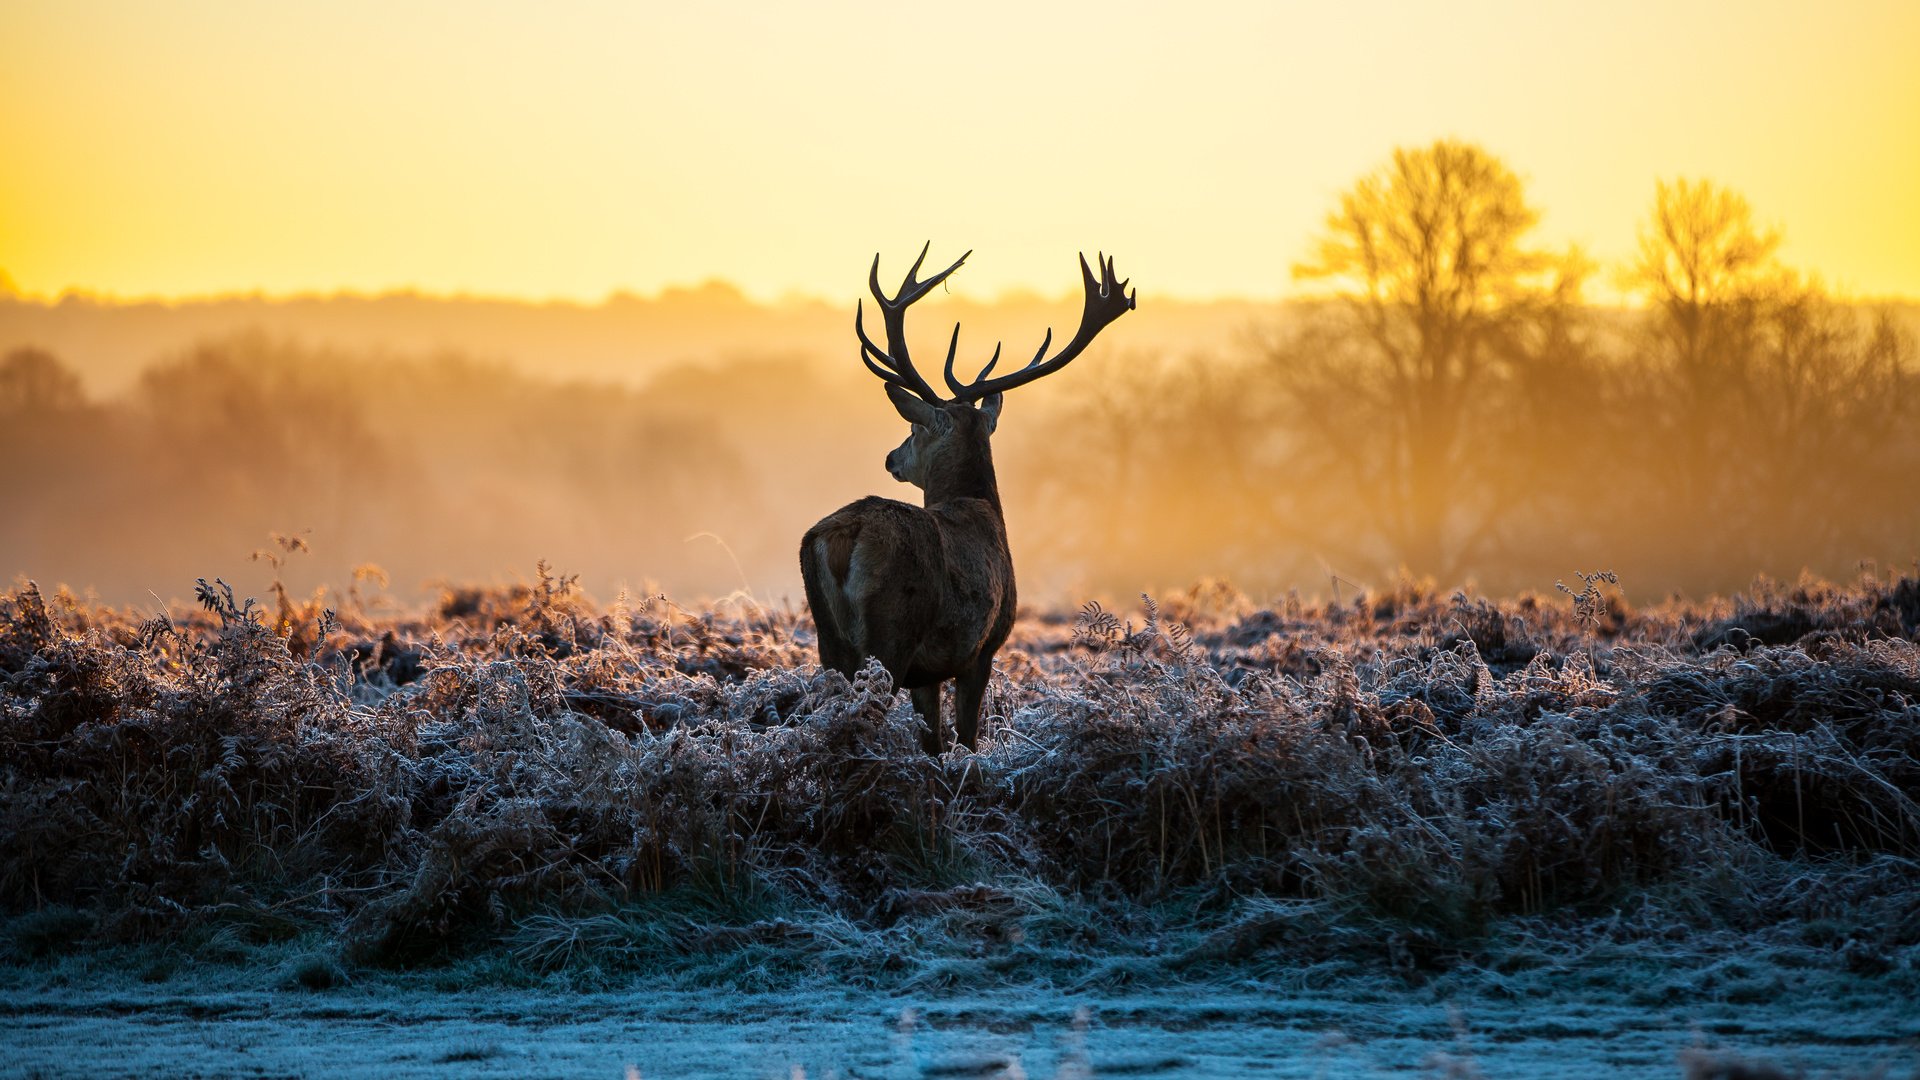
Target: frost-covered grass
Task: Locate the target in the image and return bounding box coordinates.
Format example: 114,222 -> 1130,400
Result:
3,569 -> 1919,1008
3,947 -> 1916,1078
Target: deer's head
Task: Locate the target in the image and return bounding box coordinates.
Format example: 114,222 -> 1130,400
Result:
856,245 -> 1135,495
882,386 -> 1001,489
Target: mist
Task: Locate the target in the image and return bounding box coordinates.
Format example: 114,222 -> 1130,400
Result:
3,290 -> 1914,612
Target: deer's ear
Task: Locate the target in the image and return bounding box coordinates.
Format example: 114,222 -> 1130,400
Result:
978,392 -> 1003,433
886,383 -> 939,428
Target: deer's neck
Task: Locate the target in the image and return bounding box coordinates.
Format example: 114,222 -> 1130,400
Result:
924,442 -> 1002,515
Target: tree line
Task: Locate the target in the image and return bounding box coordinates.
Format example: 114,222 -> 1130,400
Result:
2,139 -> 1915,604
1013,141 -> 1915,598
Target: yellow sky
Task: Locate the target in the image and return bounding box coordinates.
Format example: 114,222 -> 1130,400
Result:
3,0 -> 1918,303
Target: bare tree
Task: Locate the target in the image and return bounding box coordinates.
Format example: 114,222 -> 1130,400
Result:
1623,178 -> 1916,586
1626,179 -> 1784,517
1278,140 -> 1586,581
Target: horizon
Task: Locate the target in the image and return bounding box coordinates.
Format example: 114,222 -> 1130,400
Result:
8,275 -> 1920,311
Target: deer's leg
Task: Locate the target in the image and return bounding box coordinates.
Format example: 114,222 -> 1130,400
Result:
953,657 -> 993,752
912,684 -> 945,755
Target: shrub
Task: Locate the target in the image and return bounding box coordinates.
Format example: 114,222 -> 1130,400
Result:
2,572 -> 1917,975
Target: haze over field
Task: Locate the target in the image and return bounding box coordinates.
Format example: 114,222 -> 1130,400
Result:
3,271 -> 1915,609
0,287 -> 1273,395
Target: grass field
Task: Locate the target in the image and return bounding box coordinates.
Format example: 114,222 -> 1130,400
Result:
3,570 -> 1918,1075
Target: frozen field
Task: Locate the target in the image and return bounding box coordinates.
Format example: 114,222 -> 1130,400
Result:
5,577 -> 1920,1078
4,971 -> 1917,1079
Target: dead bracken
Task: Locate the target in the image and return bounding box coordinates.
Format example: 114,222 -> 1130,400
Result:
1,570 -> 1917,992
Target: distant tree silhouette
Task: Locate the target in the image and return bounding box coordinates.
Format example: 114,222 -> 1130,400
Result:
1627,179 -> 1784,516
1632,179 -> 1781,322
1623,179 -> 1915,586
0,187 -> 1911,605
0,348 -> 111,572
1280,139 -> 1586,579
0,347 -> 84,416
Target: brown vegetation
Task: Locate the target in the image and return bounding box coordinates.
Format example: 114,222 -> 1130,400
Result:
2,571 -> 1916,986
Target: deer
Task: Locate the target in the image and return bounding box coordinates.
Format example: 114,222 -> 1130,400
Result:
800,245 -> 1135,754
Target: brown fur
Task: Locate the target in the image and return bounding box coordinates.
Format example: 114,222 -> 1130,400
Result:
824,527 -> 856,582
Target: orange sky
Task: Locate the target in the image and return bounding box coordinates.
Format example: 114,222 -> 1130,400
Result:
3,1 -> 1918,303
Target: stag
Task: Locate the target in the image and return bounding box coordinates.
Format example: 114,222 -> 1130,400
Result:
801,245 -> 1135,753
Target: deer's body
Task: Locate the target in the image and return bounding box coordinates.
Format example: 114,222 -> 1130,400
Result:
803,245 -> 1133,753
802,493 -> 1015,749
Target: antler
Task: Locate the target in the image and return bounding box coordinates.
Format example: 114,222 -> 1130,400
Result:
945,252 -> 1135,403
854,242 -> 969,404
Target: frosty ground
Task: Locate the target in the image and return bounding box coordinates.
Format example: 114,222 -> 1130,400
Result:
3,572 -> 1919,1076
3,964 -> 1915,1078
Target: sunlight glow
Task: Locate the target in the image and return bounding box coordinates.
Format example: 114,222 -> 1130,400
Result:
3,0 -> 1917,302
